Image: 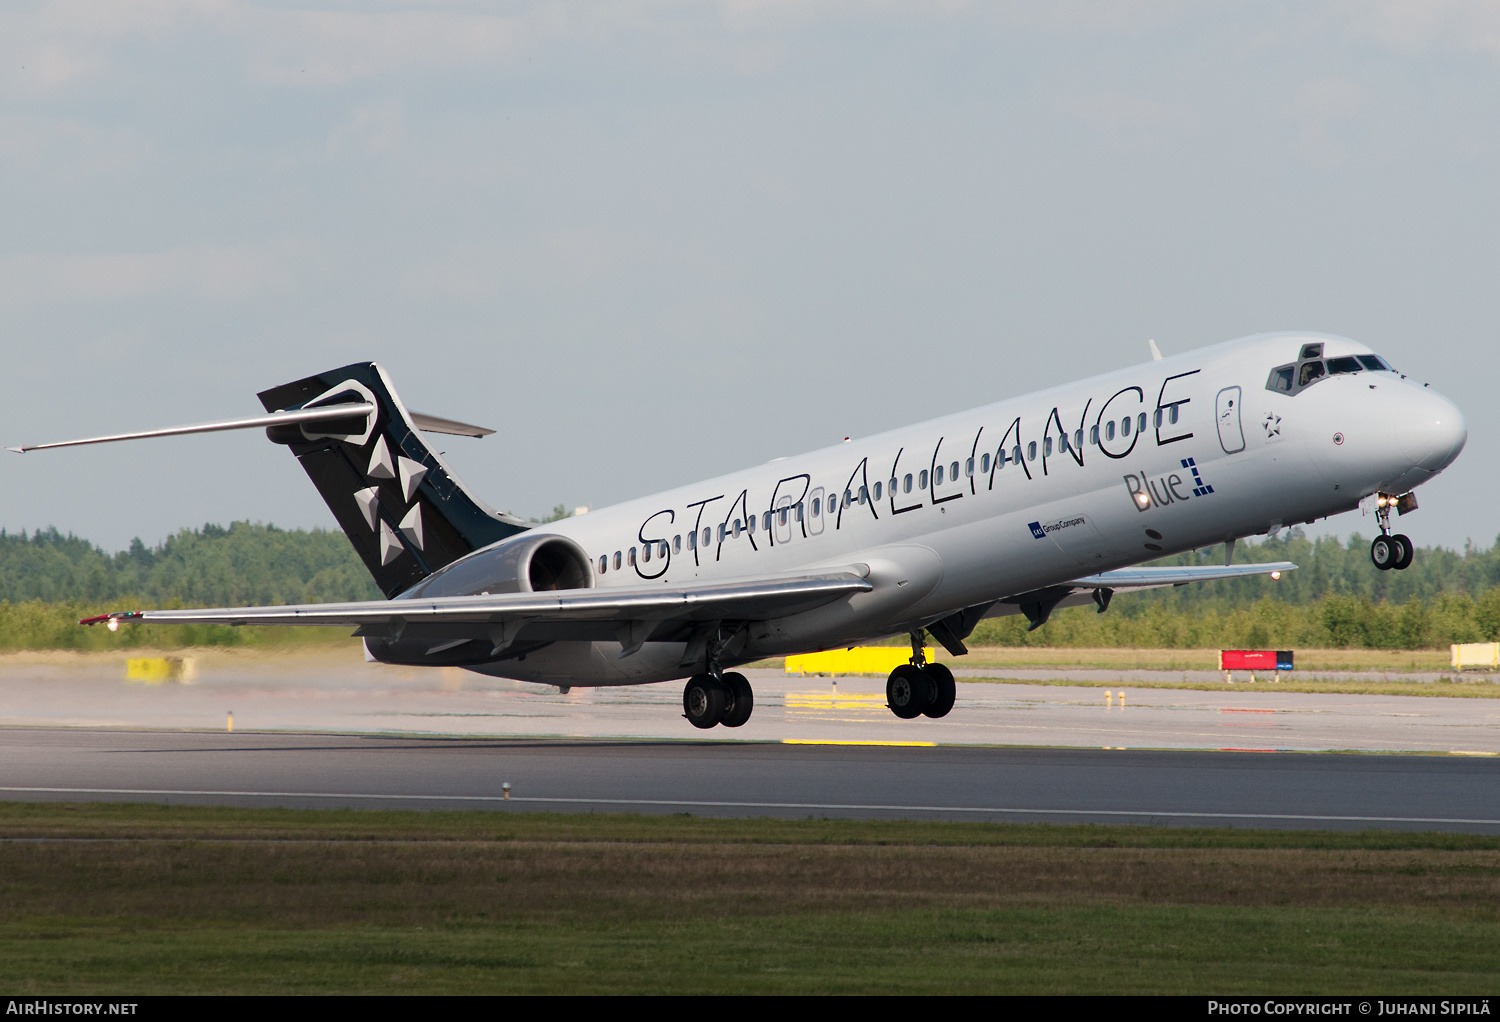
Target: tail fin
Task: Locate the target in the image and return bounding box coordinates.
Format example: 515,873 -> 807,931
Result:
259,363 -> 526,597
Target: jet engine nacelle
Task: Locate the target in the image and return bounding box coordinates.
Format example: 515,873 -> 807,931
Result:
399,531 -> 594,600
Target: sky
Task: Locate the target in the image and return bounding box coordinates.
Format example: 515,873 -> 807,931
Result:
1,0 -> 1498,555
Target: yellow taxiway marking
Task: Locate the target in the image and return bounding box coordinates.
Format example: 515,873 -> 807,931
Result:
783,739 -> 938,747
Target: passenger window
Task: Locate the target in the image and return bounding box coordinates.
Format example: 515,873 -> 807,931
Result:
703,527 -> 712,547
1044,438 -> 1052,456
629,547 -> 637,566
1168,406 -> 1179,425
734,519 -> 743,537
1011,445 -> 1021,464
613,551 -> 622,570
1299,361 -> 1325,387
829,494 -> 838,514
1328,356 -> 1361,374
949,461 -> 959,480
1057,435 -> 1067,454
1153,409 -> 1162,428
1074,429 -> 1083,449
1137,412 -> 1147,433
688,531 -> 696,550
763,512 -> 772,531
812,497 -> 821,516
660,541 -> 669,558
718,524 -> 726,542
778,508 -> 788,525
1090,425 -> 1099,444
966,458 -> 974,476
934,465 -> 944,485
598,555 -> 607,574
1121,417 -> 1130,437
919,470 -> 929,489
673,535 -> 681,553
903,473 -> 913,493
795,503 -> 803,522
874,481 -> 883,500
859,485 -> 869,504
1028,441 -> 1037,461
642,543 -> 651,562
980,454 -> 990,473
1106,421 -> 1116,440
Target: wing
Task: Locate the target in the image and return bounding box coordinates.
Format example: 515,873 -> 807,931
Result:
83,571 -> 873,655
1066,561 -> 1297,590
967,560 -> 1298,641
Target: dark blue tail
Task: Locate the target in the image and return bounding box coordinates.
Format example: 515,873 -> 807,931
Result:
259,362 -> 526,597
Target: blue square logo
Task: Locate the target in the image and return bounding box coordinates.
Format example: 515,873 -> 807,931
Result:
1028,521 -> 1046,539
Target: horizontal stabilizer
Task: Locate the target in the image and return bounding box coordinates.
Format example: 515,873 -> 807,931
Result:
7,403 -> 374,453
409,411 -> 495,438
1067,561 -> 1297,590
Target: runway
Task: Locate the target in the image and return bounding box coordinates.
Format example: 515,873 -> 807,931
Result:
2,649 -> 1498,754
2,729 -> 1499,832
3,649 -> 1498,832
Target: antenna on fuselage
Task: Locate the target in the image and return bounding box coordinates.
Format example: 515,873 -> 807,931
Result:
1148,339 -> 1164,362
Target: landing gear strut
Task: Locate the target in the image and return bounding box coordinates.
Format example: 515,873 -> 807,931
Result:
1370,493 -> 1415,571
885,631 -> 956,720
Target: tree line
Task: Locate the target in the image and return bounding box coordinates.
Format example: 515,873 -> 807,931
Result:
1,521 -> 1498,650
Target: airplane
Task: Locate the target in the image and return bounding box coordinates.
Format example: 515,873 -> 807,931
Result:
11,331 -> 1466,729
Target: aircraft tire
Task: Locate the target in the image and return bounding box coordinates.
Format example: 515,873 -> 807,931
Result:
1392,534 -> 1414,571
1370,536 -> 1395,571
921,663 -> 956,719
720,672 -> 754,727
683,674 -> 727,729
887,664 -> 932,719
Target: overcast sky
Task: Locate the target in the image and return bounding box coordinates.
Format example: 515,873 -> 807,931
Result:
2,0 -> 1497,554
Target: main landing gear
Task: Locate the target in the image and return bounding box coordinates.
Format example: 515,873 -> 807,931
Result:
886,632 -> 956,720
683,671 -> 753,729
1370,493 -> 1415,572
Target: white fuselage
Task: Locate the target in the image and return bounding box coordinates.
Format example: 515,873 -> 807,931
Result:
462,332 -> 1466,687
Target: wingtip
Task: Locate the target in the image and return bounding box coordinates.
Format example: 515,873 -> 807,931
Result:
6,447 -> 25,454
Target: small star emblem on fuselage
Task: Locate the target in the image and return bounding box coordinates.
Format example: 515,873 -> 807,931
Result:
1263,412 -> 1281,437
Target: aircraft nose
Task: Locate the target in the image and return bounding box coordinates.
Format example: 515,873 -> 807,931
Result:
1400,387 -> 1467,473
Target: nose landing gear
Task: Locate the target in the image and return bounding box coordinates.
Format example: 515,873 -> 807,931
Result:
1370,493 -> 1416,571
885,631 -> 956,720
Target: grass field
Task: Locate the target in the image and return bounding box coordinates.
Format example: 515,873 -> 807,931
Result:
2,802 -> 1497,994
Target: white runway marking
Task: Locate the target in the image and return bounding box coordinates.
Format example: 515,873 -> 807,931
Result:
2,785 -> 1497,827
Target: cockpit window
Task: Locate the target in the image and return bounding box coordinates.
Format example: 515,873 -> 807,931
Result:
1267,352 -> 1391,395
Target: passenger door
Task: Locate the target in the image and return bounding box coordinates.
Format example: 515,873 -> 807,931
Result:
1216,387 -> 1245,454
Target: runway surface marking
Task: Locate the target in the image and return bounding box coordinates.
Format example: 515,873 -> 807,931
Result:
3,785 -> 1497,827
